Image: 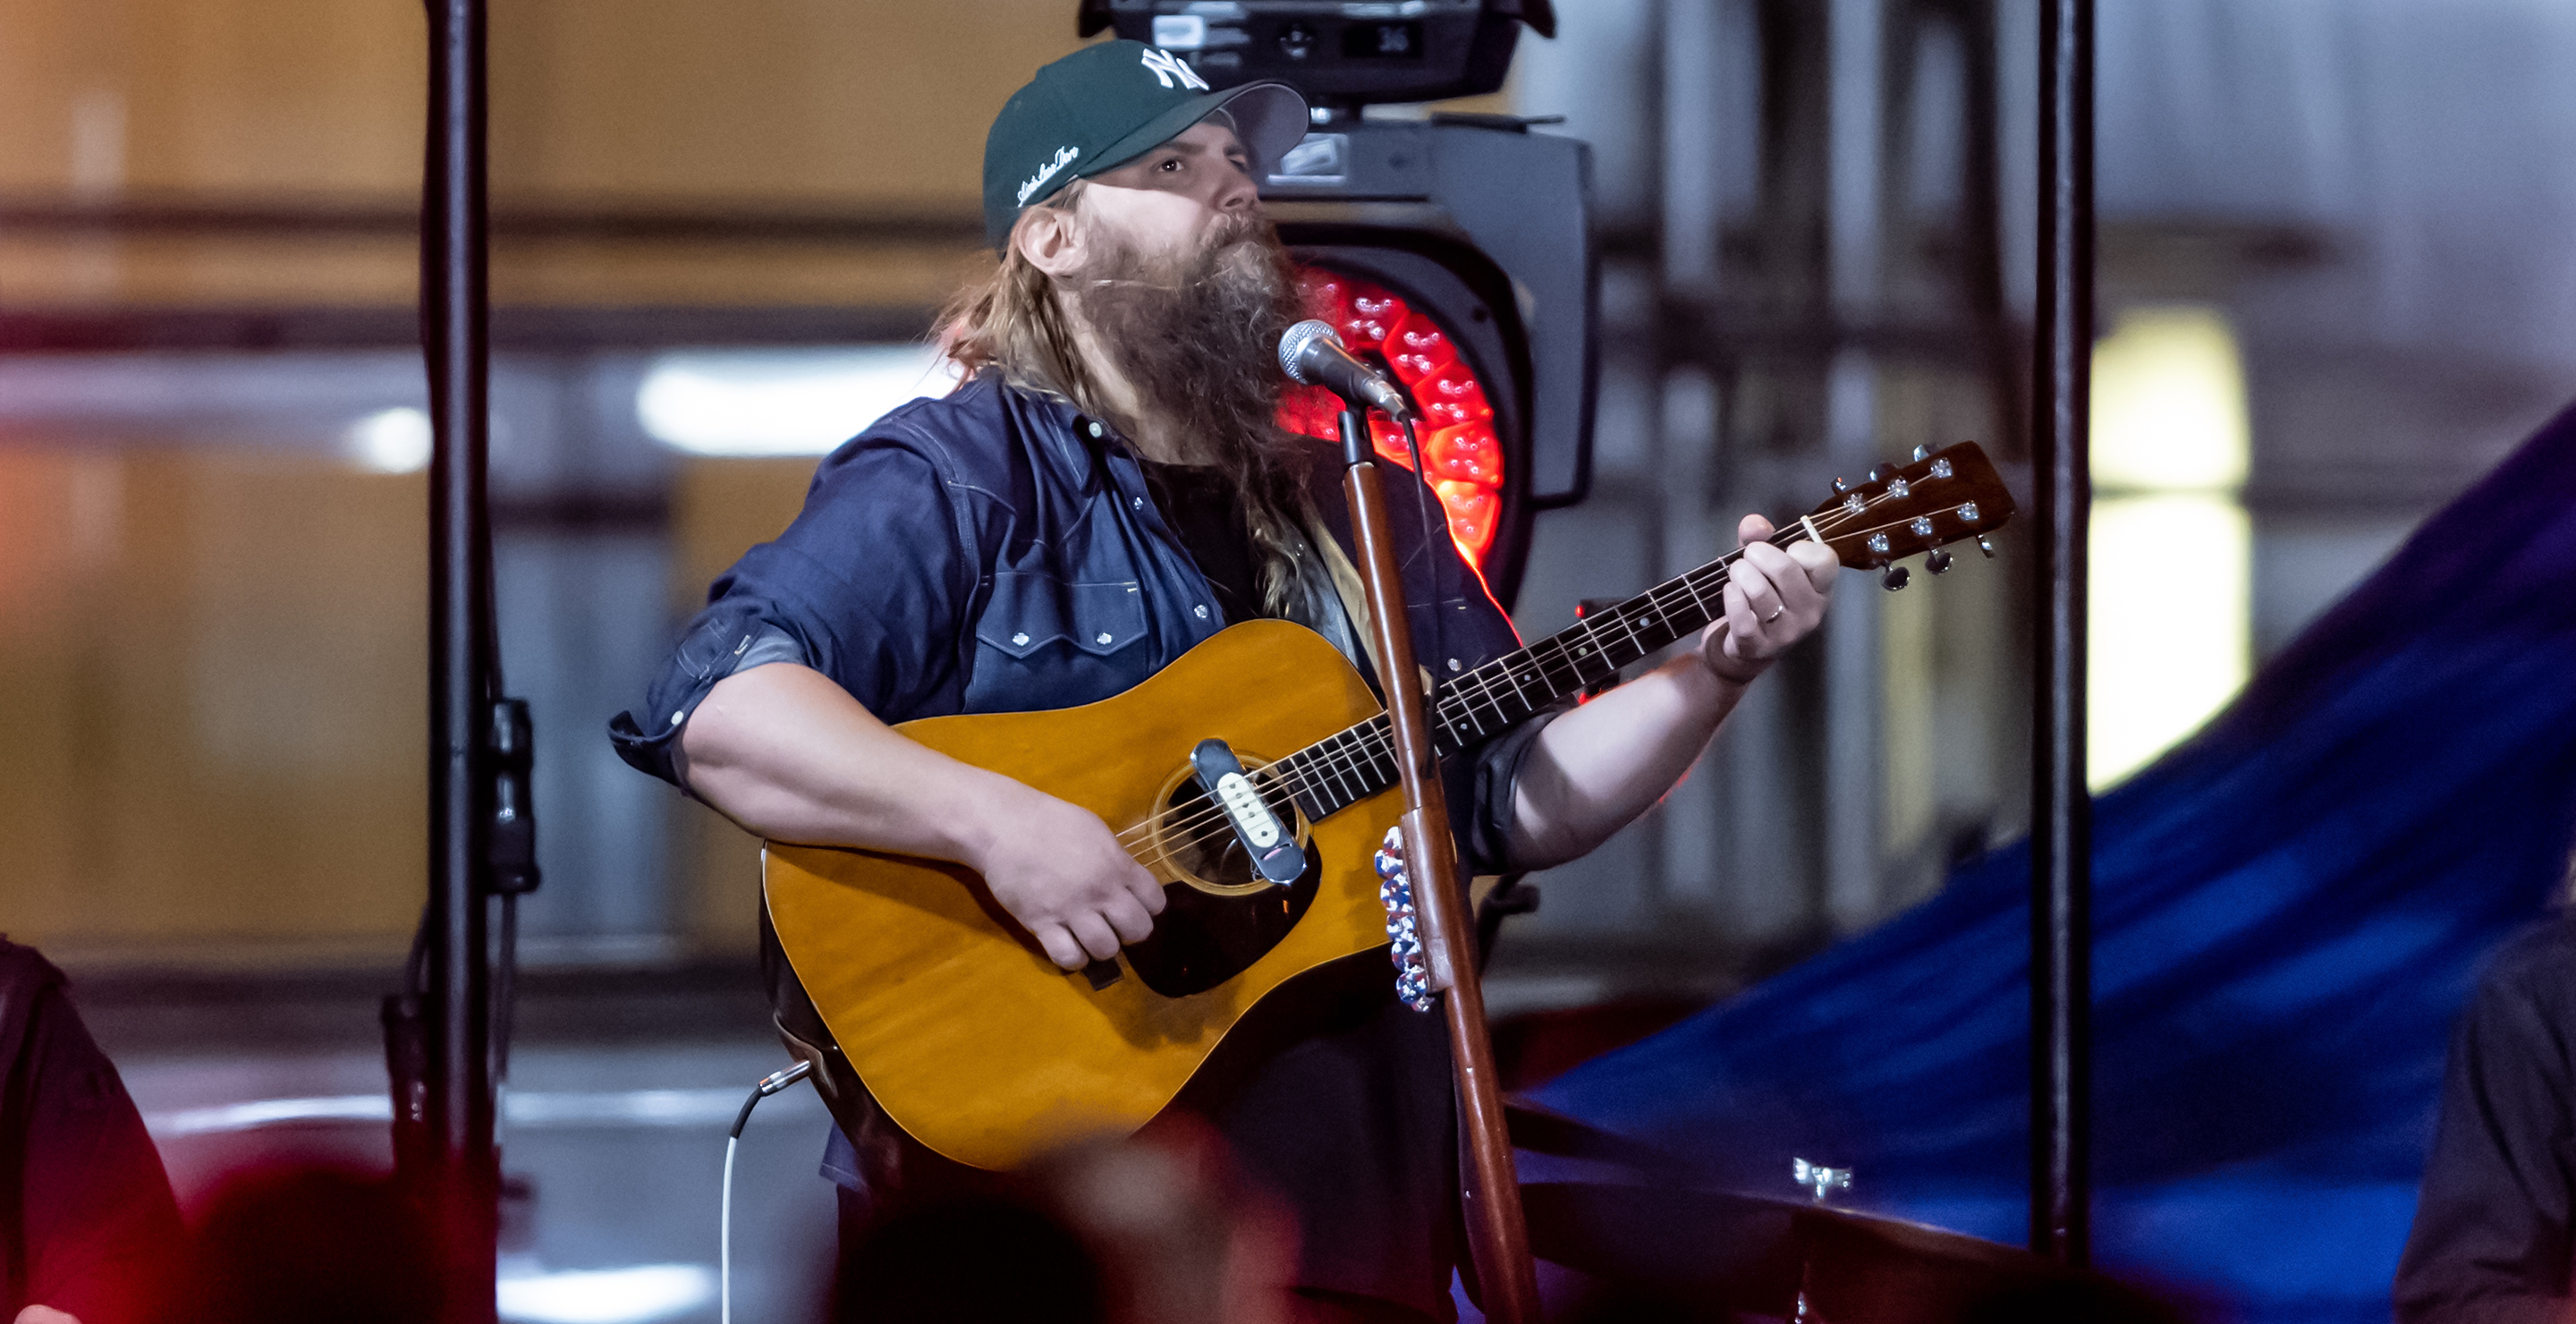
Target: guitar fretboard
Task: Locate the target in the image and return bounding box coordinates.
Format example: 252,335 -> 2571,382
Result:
1252,525 -> 1810,826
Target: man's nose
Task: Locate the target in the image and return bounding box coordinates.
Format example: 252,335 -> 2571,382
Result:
1214,164 -> 1258,214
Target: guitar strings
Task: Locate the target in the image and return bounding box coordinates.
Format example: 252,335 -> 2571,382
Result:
1111,488 -> 1962,864
1115,513 -> 1852,864
1108,549 -> 1757,863
1110,494 -> 1939,863
1114,525 -> 1798,851
1442,500 -> 1955,734
1436,495 -> 1970,739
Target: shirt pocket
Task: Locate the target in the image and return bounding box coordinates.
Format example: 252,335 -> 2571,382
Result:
975,573 -> 1148,659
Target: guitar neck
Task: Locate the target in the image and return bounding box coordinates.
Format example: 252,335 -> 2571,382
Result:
1262,525 -> 1808,827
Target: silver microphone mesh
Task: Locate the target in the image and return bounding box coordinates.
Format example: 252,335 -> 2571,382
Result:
1277,319 -> 1340,386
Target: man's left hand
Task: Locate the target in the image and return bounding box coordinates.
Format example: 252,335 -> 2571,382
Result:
1699,513 -> 1839,685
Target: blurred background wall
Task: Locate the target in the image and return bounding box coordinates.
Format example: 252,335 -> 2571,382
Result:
3,0 -> 2572,1013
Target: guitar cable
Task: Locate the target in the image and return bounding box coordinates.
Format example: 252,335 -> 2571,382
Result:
723,1059 -> 815,1324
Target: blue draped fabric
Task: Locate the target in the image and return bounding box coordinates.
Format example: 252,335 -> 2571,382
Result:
1530,407 -> 2576,1322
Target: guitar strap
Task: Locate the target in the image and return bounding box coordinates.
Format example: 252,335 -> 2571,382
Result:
1307,507 -> 1382,682
1308,495 -> 1455,693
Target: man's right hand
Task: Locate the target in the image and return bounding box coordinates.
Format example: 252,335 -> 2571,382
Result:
682,663 -> 1166,970
968,784 -> 1167,971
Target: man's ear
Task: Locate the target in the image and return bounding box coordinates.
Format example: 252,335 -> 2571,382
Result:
1015,204 -> 1086,279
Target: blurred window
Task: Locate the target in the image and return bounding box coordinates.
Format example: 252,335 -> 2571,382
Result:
2088,306 -> 2253,789
635,346 -> 953,458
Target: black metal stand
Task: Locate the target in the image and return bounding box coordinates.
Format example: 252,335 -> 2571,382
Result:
2029,0 -> 2095,1268
402,0 -> 506,1316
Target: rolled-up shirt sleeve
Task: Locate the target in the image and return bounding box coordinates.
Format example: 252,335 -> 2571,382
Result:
1456,706 -> 1559,877
610,434 -> 979,789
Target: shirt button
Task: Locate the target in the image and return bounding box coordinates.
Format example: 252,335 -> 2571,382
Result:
1088,421 -> 1105,439
1011,632 -> 1030,646
670,710 -> 686,726
1194,605 -> 1209,620
1095,632 -> 1114,645
1447,658 -> 1462,673
1131,496 -> 1144,510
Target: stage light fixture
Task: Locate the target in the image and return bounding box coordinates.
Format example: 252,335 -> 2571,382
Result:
1080,0 -> 1555,109
1267,119 -> 1596,608
1276,268 -> 1505,567
1074,0 -> 1596,608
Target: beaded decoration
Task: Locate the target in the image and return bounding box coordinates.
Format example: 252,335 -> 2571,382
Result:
1375,826 -> 1435,1012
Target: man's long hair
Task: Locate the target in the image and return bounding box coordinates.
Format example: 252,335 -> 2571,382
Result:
940,184 -> 1117,427
938,183 -> 1330,622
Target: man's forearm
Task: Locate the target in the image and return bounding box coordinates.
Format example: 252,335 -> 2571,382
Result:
1504,654 -> 1748,869
678,662 -> 1019,863
681,662 -> 1168,969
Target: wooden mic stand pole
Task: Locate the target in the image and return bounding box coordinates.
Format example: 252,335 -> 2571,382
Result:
1335,407 -> 1542,1323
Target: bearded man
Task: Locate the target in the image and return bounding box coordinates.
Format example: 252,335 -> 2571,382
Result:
612,40 -> 1839,1323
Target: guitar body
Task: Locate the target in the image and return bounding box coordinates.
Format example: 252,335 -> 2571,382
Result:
764,620 -> 1402,1171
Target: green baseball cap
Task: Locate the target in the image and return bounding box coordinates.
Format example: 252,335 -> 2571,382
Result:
981,39 -> 1309,249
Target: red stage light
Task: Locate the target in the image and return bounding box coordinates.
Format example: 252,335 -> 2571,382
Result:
1279,270 -> 1505,567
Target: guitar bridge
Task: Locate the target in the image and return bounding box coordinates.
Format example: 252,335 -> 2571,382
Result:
1191,739 -> 1306,887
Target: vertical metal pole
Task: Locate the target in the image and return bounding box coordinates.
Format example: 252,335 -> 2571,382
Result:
424,0 -> 497,1312
2029,0 -> 2093,1268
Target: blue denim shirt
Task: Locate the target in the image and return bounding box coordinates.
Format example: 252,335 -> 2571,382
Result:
610,369 -> 1543,871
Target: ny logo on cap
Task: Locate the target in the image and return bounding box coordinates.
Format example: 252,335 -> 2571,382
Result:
1140,47 -> 1210,91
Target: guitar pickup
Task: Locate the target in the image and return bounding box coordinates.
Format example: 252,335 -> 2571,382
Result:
1191,739 -> 1305,886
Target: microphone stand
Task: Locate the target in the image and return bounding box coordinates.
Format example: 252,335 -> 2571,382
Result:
1333,406 -> 1542,1323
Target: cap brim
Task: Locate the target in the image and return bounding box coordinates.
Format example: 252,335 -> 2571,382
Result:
1207,82 -> 1310,174
1083,80 -> 1313,183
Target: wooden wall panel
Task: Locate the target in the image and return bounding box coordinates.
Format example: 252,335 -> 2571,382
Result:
0,1 -> 1073,962
0,448 -> 427,961
668,454 -> 818,954
0,0 -> 1081,204
488,0 -> 1080,206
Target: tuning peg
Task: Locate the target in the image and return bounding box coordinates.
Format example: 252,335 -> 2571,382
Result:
1881,564 -> 1910,591
1927,548 -> 1953,575
1868,463 -> 1894,484
1911,444 -> 1931,462
1830,476 -> 1851,495
1976,536 -> 1996,559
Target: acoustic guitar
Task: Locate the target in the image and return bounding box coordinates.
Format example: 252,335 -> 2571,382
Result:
764,442 -> 2015,1168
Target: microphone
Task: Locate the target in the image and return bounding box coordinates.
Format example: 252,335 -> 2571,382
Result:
1278,320 -> 1416,420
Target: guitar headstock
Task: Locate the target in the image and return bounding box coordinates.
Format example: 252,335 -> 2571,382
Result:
1801,441 -> 2016,587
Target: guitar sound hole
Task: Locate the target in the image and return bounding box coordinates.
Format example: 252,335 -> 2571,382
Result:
1159,786 -> 1261,886
1123,785 -> 1321,997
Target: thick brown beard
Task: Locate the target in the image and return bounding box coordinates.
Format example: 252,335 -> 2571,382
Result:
1070,214 -> 1314,486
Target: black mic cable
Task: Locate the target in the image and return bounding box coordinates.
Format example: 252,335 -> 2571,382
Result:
722,1059 -> 814,1324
